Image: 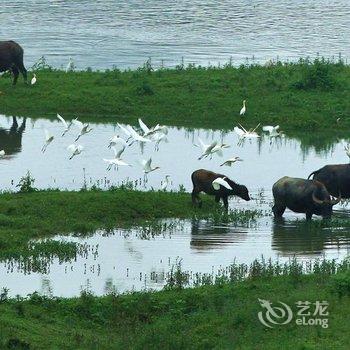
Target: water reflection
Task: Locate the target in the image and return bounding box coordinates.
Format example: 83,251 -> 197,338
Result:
0,117 -> 26,158
1,215 -> 349,297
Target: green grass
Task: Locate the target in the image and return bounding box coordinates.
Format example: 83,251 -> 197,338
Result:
0,258 -> 349,349
0,58 -> 350,132
0,187 -> 259,260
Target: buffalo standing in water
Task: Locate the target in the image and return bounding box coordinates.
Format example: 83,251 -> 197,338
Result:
308,164 -> 350,198
0,41 -> 27,85
272,176 -> 340,220
191,169 -> 250,209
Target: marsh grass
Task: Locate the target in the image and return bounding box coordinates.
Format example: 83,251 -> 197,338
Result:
0,58 -> 349,133
0,257 -> 349,349
0,186 -> 259,260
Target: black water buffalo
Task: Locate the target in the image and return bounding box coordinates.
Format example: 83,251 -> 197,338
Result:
272,176 -> 340,220
0,41 -> 27,85
308,164 -> 350,198
191,169 -> 250,209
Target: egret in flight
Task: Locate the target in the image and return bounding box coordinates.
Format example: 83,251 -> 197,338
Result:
73,119 -> 93,141
141,158 -> 160,176
41,129 -> 54,153
67,144 -> 84,159
220,156 -> 243,167
196,138 -> 217,160
57,113 -> 74,136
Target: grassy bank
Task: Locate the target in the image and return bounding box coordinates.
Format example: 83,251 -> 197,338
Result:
0,58 -> 349,131
0,258 -> 349,349
0,187 -> 260,260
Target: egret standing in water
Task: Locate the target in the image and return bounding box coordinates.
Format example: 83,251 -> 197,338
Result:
41,129 -> 54,153
31,73 -> 37,85
0,150 -> 5,158
66,57 -> 75,73
161,175 -> 171,190
239,100 -> 246,116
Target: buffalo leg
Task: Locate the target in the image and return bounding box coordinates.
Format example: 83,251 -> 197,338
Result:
306,212 -> 313,221
272,204 -> 286,218
215,195 -> 221,203
12,66 -> 19,85
17,63 -> 27,83
222,196 -> 229,210
191,188 -> 202,207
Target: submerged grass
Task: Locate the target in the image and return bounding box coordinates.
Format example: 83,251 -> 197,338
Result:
0,257 -> 349,349
0,58 -> 350,132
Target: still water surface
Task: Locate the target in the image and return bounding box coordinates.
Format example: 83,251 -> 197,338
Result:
1,1 -> 350,69
0,114 -> 350,296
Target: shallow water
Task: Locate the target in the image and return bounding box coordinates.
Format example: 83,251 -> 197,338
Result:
1,217 -> 350,297
0,114 -> 350,296
0,114 -> 347,194
1,1 -> 350,69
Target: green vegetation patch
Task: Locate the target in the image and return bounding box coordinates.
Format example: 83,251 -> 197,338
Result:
0,58 -> 349,132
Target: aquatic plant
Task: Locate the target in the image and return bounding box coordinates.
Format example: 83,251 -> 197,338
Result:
16,171 -> 37,193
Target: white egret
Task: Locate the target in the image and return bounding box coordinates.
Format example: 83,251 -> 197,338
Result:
196,138 -> 217,160
72,119 -> 93,141
108,135 -> 127,149
212,177 -> 233,190
127,125 -> 151,145
235,124 -> 260,139
152,132 -> 169,151
117,123 -> 132,139
220,156 -> 243,167
57,113 -> 74,136
211,142 -> 230,157
103,147 -> 130,170
67,144 -> 83,159
138,118 -> 160,138
0,150 -> 5,158
239,100 -> 246,116
66,57 -> 75,73
141,158 -> 160,175
344,144 -> 350,160
262,125 -> 282,137
41,129 -> 54,153
31,74 -> 37,85
161,175 -> 171,190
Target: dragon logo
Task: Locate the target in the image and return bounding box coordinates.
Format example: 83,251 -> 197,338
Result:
258,298 -> 293,328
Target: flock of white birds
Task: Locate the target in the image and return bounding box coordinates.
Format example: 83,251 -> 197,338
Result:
9,76 -> 350,192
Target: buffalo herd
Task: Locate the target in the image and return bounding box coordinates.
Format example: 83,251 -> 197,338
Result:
192,164 -> 345,220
